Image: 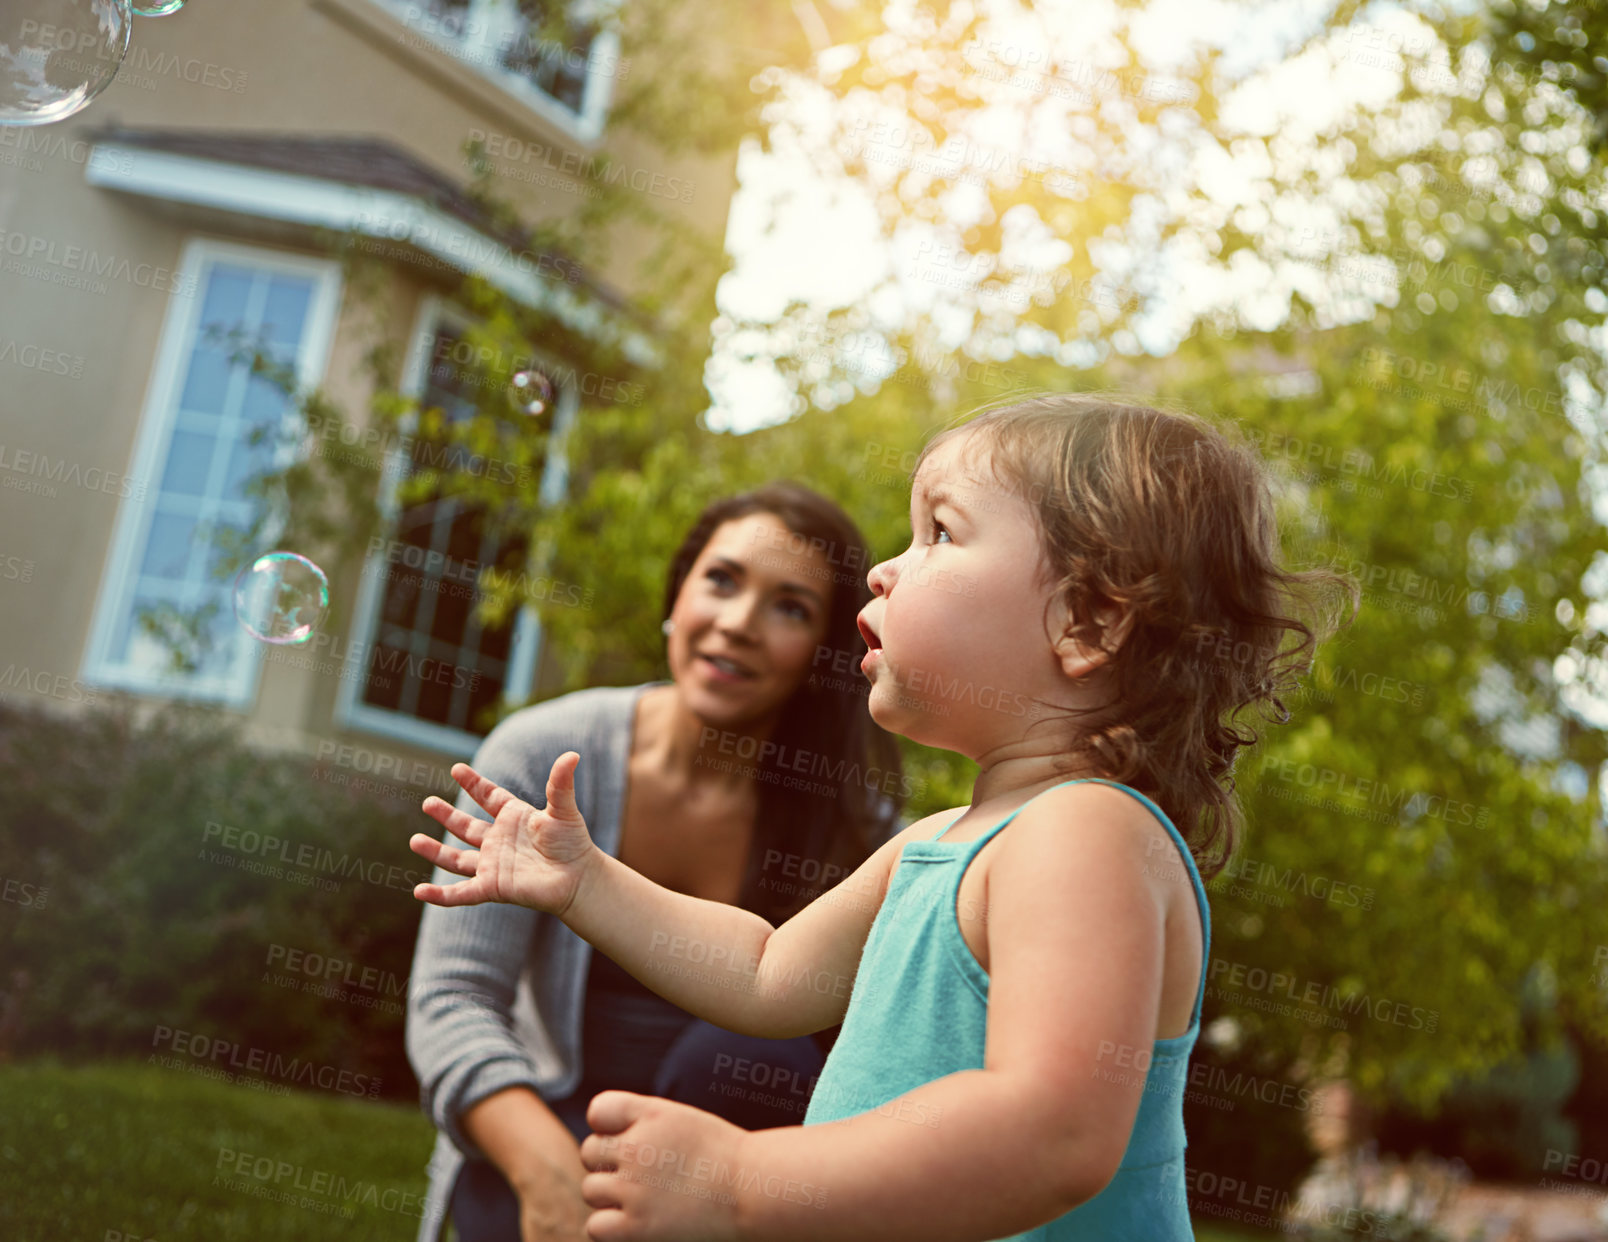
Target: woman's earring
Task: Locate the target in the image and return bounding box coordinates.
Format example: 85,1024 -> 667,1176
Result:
661,618 -> 675,635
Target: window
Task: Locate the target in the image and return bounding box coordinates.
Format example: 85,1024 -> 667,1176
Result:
83,240 -> 343,705
335,296 -> 575,755
377,0 -> 621,141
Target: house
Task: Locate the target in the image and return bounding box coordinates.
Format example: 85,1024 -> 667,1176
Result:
0,0 -> 738,786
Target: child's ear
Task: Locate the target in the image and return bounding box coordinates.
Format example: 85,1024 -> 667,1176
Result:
1051,597 -> 1134,679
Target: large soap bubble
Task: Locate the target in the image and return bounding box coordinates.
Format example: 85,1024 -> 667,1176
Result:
0,0 -> 133,127
233,551 -> 331,645
131,1 -> 184,13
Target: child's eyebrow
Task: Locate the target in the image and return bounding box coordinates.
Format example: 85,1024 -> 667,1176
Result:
914,482 -> 970,517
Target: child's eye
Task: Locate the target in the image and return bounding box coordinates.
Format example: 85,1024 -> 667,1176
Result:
778,598 -> 812,621
930,518 -> 952,545
706,567 -> 734,586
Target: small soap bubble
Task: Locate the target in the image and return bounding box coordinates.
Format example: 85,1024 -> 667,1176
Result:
132,0 -> 184,13
508,369 -> 555,418
0,0 -> 133,127
233,552 -> 330,645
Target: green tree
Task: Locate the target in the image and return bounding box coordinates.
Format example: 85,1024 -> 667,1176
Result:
1136,0 -> 1608,1111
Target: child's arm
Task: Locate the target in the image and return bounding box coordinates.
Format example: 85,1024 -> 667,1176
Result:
411,751 -> 925,1038
727,783 -> 1176,1242
566,816 -> 922,1037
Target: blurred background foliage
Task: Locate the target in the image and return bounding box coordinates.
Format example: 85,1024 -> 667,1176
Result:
0,697 -> 422,1100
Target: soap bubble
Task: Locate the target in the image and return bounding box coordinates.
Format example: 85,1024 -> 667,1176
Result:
0,0 -> 133,127
131,0 -> 183,13
233,551 -> 330,645
508,369 -> 555,418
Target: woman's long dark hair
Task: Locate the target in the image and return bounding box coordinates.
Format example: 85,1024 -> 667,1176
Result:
662,481 -> 907,928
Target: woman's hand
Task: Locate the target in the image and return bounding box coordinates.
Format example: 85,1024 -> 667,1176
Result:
410,752 -> 597,915
578,1092 -> 749,1242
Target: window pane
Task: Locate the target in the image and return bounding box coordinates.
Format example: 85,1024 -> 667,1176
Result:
208,520 -> 252,581
429,562 -> 473,647
240,370 -> 290,425
362,643 -> 407,711
261,279 -> 312,349
222,425 -> 274,494
160,429 -> 217,497
479,607 -> 513,662
109,586 -> 162,665
503,0 -> 596,113
140,511 -> 199,579
446,506 -> 482,568
465,664 -> 503,733
200,590 -> 242,677
115,587 -> 202,673
415,657 -> 456,723
177,344 -> 233,417
199,265 -> 254,328
380,562 -> 424,632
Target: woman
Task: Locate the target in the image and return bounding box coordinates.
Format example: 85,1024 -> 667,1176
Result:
406,481 -> 906,1242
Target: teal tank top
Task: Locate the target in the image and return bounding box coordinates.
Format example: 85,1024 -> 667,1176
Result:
801,778 -> 1211,1240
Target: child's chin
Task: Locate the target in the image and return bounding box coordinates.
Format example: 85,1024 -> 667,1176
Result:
867,682 -> 922,723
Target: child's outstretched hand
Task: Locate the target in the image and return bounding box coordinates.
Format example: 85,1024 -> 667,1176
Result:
409,751 -> 596,915
579,1090 -> 749,1242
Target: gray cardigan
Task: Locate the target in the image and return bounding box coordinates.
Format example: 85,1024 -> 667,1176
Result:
407,679 -> 666,1241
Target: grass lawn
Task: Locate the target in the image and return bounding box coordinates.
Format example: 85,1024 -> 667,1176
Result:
0,1057 -> 437,1240
0,1059 -> 1282,1240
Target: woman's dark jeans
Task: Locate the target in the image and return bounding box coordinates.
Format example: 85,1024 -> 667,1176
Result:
449,1020 -> 826,1241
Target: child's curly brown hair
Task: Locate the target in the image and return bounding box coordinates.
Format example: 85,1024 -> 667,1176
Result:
914,390 -> 1361,879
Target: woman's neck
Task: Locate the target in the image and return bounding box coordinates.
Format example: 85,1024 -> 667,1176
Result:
632,683 -> 779,794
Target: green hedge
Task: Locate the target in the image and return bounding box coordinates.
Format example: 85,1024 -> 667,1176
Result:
1372,1037 -> 1581,1181
0,697 -> 430,1103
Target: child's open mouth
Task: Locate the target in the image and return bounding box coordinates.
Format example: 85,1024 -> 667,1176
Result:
856,615 -> 882,673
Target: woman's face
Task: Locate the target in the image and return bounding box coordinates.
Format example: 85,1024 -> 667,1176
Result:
666,512 -> 838,727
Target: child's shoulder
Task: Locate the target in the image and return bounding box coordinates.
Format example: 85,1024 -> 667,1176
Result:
979,784 -> 1199,970
902,805 -> 969,839
877,807 -> 970,896
1000,780 -> 1183,873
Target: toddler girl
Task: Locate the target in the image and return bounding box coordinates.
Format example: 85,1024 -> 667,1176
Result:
411,391 -> 1355,1241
